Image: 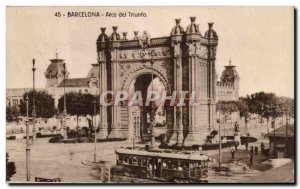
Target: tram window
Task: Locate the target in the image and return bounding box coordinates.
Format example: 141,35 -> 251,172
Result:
182,162 -> 189,171
166,161 -> 172,169
117,155 -> 123,164
123,156 -> 129,164
142,158 -> 147,167
129,157 -> 133,164
171,162 -> 177,170
162,161 -> 167,168
132,157 -> 138,165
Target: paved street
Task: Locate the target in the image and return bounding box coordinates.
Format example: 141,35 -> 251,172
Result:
243,161 -> 294,183
7,138 -> 131,183
6,119 -> 294,183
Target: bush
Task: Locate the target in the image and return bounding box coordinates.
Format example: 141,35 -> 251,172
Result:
97,138 -> 127,142
6,136 -> 16,140
77,137 -> 93,143
36,133 -> 62,138
6,153 -> 16,181
49,135 -> 64,143
160,140 -> 238,151
63,139 -> 77,143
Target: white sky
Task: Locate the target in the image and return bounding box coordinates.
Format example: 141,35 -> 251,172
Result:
7,7 -> 294,98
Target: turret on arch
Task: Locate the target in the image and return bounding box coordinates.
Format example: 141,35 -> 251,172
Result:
96,17 -> 218,146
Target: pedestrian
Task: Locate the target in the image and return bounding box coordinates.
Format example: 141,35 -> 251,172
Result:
234,142 -> 238,150
249,154 -> 253,166
234,121 -> 239,132
245,142 -> 248,151
231,146 -> 235,159
254,146 -> 258,155
261,142 -> 265,154
250,146 -> 254,156
271,119 -> 275,129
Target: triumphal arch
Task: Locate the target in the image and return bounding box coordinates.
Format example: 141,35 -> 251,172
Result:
96,17 -> 218,146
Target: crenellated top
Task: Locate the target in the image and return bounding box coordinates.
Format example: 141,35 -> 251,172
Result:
204,23 -> 218,39
96,17 -> 218,51
171,18 -> 184,35
109,26 -> 121,41
186,17 -> 201,35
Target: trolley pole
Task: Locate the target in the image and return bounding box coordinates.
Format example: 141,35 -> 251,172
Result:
92,99 -> 97,162
32,59 -> 36,141
25,95 -> 30,181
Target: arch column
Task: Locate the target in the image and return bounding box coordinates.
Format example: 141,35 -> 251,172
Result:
98,56 -> 108,139
168,38 -> 184,146
108,47 -> 122,139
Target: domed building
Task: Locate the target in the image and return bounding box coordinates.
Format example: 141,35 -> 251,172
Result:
43,53 -> 100,107
216,59 -> 240,102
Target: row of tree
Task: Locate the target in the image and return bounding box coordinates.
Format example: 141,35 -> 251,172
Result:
216,92 -> 294,132
6,90 -> 99,121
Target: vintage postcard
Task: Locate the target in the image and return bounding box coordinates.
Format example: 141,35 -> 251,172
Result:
6,7 -> 294,183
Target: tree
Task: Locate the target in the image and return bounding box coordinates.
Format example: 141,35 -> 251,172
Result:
237,98 -> 250,129
216,101 -> 238,123
58,92 -> 99,115
6,152 -> 16,181
58,92 -> 99,137
6,106 -> 20,122
276,96 -> 294,124
245,92 -> 285,133
19,90 -> 56,118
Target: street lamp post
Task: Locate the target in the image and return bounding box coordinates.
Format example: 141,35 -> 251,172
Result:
32,59 -> 36,141
92,99 -> 97,162
63,63 -> 67,115
25,95 -> 30,181
218,116 -> 222,168
285,110 -> 288,157
62,63 -> 67,139
261,102 -> 264,126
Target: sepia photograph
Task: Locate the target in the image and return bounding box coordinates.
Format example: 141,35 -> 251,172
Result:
6,7 -> 294,184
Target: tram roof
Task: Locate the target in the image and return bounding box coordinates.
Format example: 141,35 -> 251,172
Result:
115,148 -> 210,161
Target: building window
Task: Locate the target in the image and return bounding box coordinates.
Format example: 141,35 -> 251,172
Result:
12,99 -> 18,106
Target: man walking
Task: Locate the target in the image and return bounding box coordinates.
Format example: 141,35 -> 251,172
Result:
231,146 -> 235,159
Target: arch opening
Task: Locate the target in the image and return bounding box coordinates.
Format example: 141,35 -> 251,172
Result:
126,73 -> 167,143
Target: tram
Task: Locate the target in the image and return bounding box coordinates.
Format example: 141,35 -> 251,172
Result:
112,148 -> 210,183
